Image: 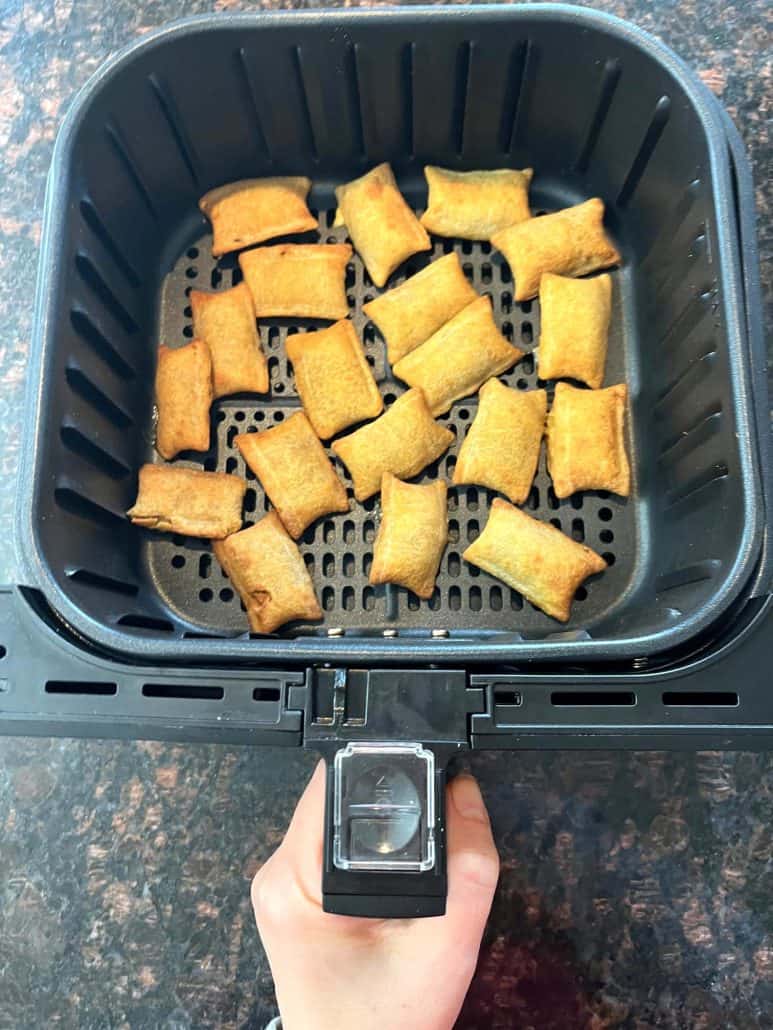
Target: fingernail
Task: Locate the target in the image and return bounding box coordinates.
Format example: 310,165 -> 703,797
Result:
450,772 -> 488,822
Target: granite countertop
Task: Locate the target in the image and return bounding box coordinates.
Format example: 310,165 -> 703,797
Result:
0,2 -> 771,1028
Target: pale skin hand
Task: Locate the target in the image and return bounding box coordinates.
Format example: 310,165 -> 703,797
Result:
252,762 -> 499,1030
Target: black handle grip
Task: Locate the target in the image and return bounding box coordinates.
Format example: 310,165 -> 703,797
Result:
321,744 -> 448,918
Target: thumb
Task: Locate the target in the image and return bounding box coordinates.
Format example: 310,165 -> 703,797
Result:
443,772 -> 499,932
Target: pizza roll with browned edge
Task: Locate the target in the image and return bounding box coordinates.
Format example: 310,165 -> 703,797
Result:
492,198 -> 620,301
453,380 -> 547,504
463,498 -> 606,622
238,243 -> 351,320
421,166 -> 533,240
393,296 -> 524,416
127,464 -> 246,539
334,163 -> 431,287
214,511 -> 322,634
538,273 -> 612,389
190,283 -> 268,398
332,389 -> 454,502
235,412 -> 349,539
286,320 -> 383,439
363,253 -> 478,366
547,382 -> 630,498
370,474 -> 448,599
155,340 -> 212,460
199,177 -> 316,257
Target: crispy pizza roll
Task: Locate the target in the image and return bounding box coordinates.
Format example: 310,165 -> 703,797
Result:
463,498 -> 607,622
190,283 -> 268,398
421,166 -> 533,240
286,320 -> 383,439
214,512 -> 322,633
363,253 -> 478,365
547,382 -> 630,498
538,273 -> 612,389
155,340 -> 213,460
392,296 -> 524,416
199,176 -> 316,257
453,380 -> 547,504
334,163 -> 431,287
491,198 -> 621,301
370,474 -> 448,599
332,389 -> 454,502
235,412 -> 349,538
127,464 -> 246,539
238,243 -> 351,320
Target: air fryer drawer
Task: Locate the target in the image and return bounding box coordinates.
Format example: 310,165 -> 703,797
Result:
18,6 -> 767,664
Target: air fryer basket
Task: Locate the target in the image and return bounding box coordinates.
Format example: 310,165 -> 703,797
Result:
18,5 -> 769,665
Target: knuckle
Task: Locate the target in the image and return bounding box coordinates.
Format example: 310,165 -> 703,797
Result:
454,845 -> 500,892
251,861 -> 277,919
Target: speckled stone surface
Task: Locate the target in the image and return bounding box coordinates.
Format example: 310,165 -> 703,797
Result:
0,1 -> 771,1028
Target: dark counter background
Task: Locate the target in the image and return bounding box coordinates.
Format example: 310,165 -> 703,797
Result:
0,1 -> 771,1027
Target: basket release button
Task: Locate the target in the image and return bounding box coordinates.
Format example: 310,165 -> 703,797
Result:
332,742 -> 436,873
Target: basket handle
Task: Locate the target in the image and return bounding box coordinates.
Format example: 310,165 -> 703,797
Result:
321,742 -> 449,918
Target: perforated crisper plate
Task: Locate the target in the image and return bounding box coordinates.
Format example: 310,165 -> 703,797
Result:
145,186 -> 635,637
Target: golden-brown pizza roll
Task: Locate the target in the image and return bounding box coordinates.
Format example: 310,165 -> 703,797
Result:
238,243 -> 351,320
491,198 -> 621,301
190,283 -> 268,398
363,253 -> 478,365
370,474 -> 448,599
214,512 -> 322,633
334,163 -> 431,287
453,380 -> 547,504
538,273 -> 612,389
235,412 -> 349,539
463,498 -> 606,622
155,340 -> 212,460
421,166 -> 533,240
286,320 -> 383,439
127,464 -> 246,539
392,296 -> 524,416
547,382 -> 630,498
332,389 -> 454,502
199,176 -> 316,257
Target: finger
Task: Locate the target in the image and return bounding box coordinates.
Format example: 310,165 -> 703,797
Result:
252,759 -> 325,919
443,772 -> 499,934
274,758 -> 327,898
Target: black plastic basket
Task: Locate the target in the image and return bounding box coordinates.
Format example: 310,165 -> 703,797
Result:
17,4 -> 771,666
7,6 -> 772,916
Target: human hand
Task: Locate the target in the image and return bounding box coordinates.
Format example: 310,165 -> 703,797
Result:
252,761 -> 499,1030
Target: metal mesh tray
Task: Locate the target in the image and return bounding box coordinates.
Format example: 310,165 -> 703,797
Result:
151,193 -> 631,637
18,7 -> 768,664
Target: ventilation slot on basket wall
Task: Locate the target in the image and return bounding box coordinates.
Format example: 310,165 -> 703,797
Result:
551,691 -> 636,706
662,691 -> 738,707
79,198 -> 143,289
55,487 -> 125,530
59,426 -> 130,480
617,95 -> 671,207
142,683 -> 224,700
75,253 -> 140,335
233,48 -> 271,161
575,57 -> 621,172
105,120 -> 160,221
70,309 -> 136,380
46,680 -> 118,695
65,367 -> 133,429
